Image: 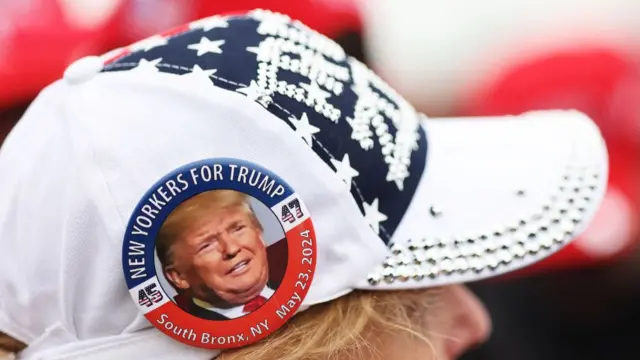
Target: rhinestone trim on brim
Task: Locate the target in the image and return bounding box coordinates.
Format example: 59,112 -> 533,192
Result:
367,164 -> 602,286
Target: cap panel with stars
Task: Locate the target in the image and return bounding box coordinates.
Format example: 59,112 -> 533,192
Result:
101,10 -> 428,245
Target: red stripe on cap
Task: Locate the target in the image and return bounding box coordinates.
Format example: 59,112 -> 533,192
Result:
103,48 -> 132,65
159,24 -> 191,38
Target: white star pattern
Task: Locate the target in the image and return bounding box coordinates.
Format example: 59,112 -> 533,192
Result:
132,58 -> 163,72
245,38 -> 276,61
363,198 -> 388,235
388,174 -> 406,191
130,35 -> 168,52
236,80 -> 262,101
187,37 -> 225,56
93,12 -> 429,249
256,96 -> 273,108
188,16 -> 229,31
180,65 -> 217,88
237,81 -> 272,108
246,44 -> 271,60
330,154 -> 359,190
300,81 -> 331,103
345,116 -> 375,151
289,112 -> 320,146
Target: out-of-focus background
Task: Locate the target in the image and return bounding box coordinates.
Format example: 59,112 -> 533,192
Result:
1,1 -> 638,359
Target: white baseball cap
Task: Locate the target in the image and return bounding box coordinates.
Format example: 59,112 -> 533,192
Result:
0,9 -> 608,360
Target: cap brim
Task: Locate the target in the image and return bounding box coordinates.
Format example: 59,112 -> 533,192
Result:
358,110 -> 609,289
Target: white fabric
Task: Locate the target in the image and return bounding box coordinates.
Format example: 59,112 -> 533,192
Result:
19,328 -> 215,360
193,286 -> 276,319
0,56 -> 608,359
357,110 -> 609,289
0,68 -> 388,359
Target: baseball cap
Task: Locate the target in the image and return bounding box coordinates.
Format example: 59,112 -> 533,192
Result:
0,10 -> 608,360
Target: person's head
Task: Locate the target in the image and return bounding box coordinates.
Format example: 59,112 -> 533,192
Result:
0,10 -> 608,360
218,286 -> 490,360
157,190 -> 269,306
0,287 -> 484,360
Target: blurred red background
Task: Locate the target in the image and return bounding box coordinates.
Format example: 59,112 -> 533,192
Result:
0,2 -> 639,359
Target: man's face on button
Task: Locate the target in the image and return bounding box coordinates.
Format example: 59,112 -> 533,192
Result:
167,204 -> 269,306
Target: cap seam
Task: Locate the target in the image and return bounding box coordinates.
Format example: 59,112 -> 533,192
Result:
59,84 -> 132,256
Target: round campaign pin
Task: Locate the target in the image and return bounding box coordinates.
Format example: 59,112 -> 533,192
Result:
122,158 -> 317,349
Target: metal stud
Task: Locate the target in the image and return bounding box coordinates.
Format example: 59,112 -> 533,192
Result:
496,235 -> 512,249
424,247 -> 440,261
396,266 -> 411,282
551,231 -> 565,244
414,249 -> 429,263
511,244 -> 526,258
423,238 -> 438,249
390,244 -> 403,255
368,274 -> 381,285
540,234 -> 554,249
407,239 -> 419,251
427,264 -> 440,278
484,239 -> 498,253
453,237 -> 465,247
412,265 -> 425,281
399,253 -> 414,265
569,209 -> 583,224
470,256 -> 484,273
513,232 -> 526,245
497,249 -> 513,264
468,243 -> 484,257
383,257 -> 398,268
454,257 -> 469,273
560,219 -> 575,234
525,241 -> 540,254
485,254 -> 499,269
439,247 -> 455,260
367,265 -> 384,285
382,267 -> 396,283
364,159 -> 602,286
458,244 -> 475,257
429,206 -> 443,217
440,259 -> 455,275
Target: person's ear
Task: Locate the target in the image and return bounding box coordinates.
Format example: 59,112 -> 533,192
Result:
165,266 -> 190,290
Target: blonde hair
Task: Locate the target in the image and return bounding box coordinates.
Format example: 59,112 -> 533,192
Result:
219,289 -> 437,360
156,189 -> 262,269
0,289 -> 436,359
0,331 -> 25,355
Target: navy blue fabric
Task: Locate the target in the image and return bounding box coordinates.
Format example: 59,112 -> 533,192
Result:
103,11 -> 428,245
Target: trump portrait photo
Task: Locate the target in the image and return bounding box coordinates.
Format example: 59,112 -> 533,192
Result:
154,189 -> 288,321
